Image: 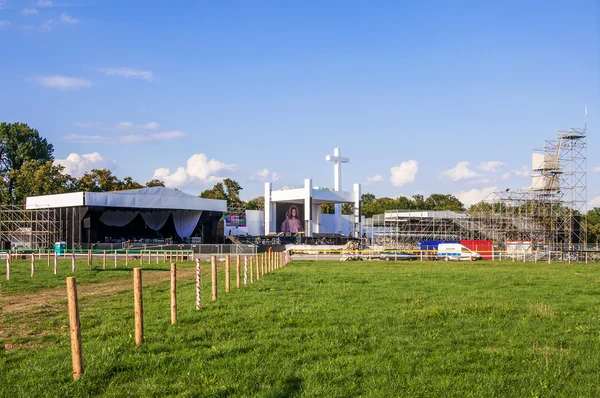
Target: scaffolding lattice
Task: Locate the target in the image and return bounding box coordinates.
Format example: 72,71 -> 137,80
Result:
363,117 -> 588,253
0,206 -> 63,249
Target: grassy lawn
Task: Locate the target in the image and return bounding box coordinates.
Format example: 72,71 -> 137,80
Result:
2,259 -> 600,397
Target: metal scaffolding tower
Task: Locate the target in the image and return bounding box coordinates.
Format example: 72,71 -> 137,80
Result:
0,206 -> 63,249
363,116 -> 588,254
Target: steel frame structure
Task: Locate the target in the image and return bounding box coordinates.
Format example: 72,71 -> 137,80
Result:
363,119 -> 587,253
0,205 -> 63,249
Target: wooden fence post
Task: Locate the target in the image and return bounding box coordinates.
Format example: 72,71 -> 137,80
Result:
244,256 -> 248,285
71,250 -> 76,272
195,258 -> 201,310
66,277 -> 83,381
88,250 -> 92,270
47,249 -> 50,267
114,250 -> 118,268
170,263 -> 177,325
133,268 -> 144,345
225,255 -> 231,293
125,250 -> 129,267
31,253 -> 35,278
250,256 -> 254,284
54,251 -> 58,275
211,255 -> 217,302
236,255 -> 241,288
103,250 -> 106,269
256,255 -> 260,281
6,252 -> 10,280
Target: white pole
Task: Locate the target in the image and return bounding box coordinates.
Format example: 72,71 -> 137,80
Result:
195,258 -> 201,310
71,250 -> 76,272
244,256 -> 248,285
31,252 -> 35,278
6,252 -> 10,280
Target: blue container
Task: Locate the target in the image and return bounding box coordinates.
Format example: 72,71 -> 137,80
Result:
418,240 -> 460,251
55,242 -> 67,256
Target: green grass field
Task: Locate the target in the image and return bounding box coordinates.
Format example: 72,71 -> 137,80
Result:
2,259 -> 600,397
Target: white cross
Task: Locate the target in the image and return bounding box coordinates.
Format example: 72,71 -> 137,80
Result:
326,147 -> 350,234
325,147 -> 350,192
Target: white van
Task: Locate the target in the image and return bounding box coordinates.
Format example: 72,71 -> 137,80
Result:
437,243 -> 482,261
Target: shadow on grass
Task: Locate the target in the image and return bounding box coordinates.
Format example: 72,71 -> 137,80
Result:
271,376 -> 303,398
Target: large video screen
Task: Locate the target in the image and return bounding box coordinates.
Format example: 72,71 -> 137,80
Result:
276,203 -> 305,234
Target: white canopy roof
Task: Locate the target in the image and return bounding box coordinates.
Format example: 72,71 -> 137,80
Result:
26,187 -> 227,212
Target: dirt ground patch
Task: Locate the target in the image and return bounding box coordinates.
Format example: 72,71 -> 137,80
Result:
1,268 -> 196,350
2,268 -> 196,313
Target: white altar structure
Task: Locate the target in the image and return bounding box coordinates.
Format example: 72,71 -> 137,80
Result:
264,178 -> 361,237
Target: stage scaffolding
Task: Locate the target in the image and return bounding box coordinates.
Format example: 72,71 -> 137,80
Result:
0,205 -> 63,249
364,118 -> 588,254
362,210 -> 490,249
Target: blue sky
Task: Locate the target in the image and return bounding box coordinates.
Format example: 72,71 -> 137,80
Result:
0,0 -> 598,206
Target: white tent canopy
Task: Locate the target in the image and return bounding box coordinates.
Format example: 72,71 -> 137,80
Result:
26,186 -> 226,212
25,187 -> 227,239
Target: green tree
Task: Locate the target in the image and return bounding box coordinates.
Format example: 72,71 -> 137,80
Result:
75,169 -> 122,192
246,196 -> 265,210
586,208 -> 600,244
117,176 -> 144,191
145,179 -> 166,188
0,123 -> 54,204
223,178 -> 243,205
361,193 -> 376,205
200,182 -> 228,200
8,160 -> 75,204
424,194 -> 465,211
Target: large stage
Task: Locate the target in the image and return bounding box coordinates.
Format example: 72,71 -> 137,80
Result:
23,187 -> 227,249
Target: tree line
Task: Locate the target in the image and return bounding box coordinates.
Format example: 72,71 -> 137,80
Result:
4,122 -> 600,242
0,122 -> 165,205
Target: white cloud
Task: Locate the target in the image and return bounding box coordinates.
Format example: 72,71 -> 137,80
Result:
592,166 -> 600,173
0,20 -> 11,28
22,8 -> 38,15
468,178 -> 491,185
442,161 -> 480,181
63,134 -> 106,143
111,121 -> 160,130
366,175 -> 384,184
390,160 -> 418,187
513,167 -> 530,177
453,186 -> 497,207
250,168 -> 281,182
101,67 -> 154,82
33,75 -> 92,90
590,196 -> 600,207
152,154 -> 236,188
54,152 -> 116,177
59,13 -> 79,24
64,130 -> 183,144
36,0 -> 52,7
478,161 -> 504,172
501,166 -> 530,180
73,121 -> 103,128
41,19 -> 53,30
119,130 -> 184,143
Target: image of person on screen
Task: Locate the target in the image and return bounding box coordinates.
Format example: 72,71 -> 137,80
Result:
281,206 -> 303,235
